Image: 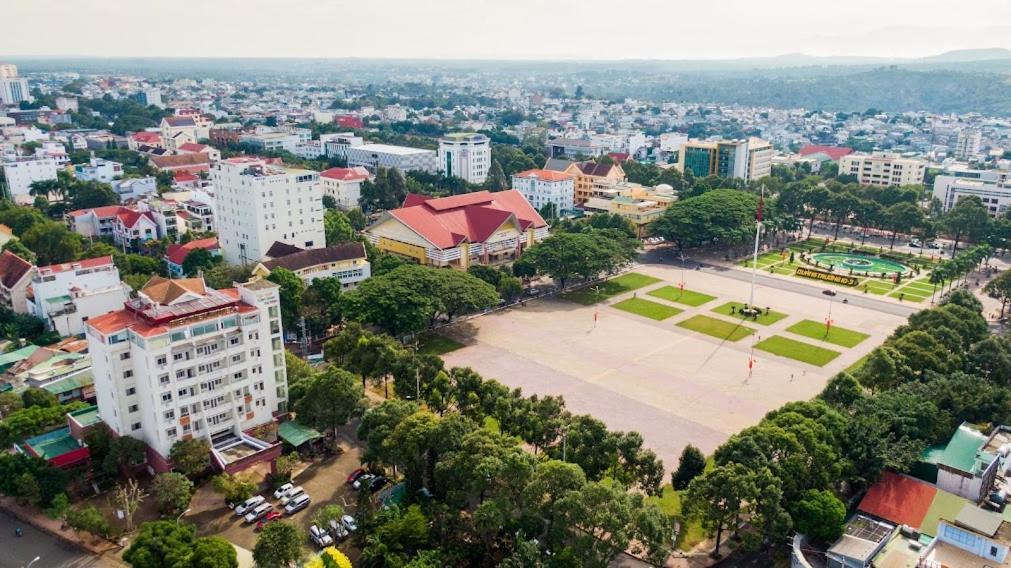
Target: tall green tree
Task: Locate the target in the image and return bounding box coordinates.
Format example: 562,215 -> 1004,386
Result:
294,367 -> 367,437
253,521 -> 303,568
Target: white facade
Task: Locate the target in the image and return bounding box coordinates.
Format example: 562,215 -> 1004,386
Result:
75,157 -> 123,183
86,278 -> 288,466
0,77 -> 31,106
346,143 -> 437,174
955,128 -> 982,161
511,171 -> 575,213
438,133 -> 491,183
239,132 -> 299,154
839,152 -> 926,187
320,167 -> 369,210
112,177 -> 158,202
28,257 -> 130,337
322,133 -> 364,160
294,140 -> 324,160
1,155 -> 59,204
212,157 -> 326,265
933,175 -> 1011,217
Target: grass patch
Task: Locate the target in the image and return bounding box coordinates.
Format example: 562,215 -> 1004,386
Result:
647,286 -> 716,307
711,302 -> 788,326
417,333 -> 464,356
562,272 -> 662,305
755,336 -> 841,367
612,297 -> 682,321
646,486 -> 707,551
786,319 -> 869,348
889,290 -> 927,302
677,315 -> 755,342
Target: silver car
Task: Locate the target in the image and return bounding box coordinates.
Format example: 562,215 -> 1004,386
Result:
234,495 -> 265,516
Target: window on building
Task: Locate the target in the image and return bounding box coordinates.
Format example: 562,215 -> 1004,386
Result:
131,422 -> 142,431
164,410 -> 175,420
128,404 -> 138,413
156,355 -> 167,365
120,352 -> 131,360
123,370 -> 133,379
161,392 -> 172,402
126,387 -> 136,396
166,427 -> 177,438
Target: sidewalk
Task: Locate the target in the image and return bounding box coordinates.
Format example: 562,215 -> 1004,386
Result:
0,496 -> 126,565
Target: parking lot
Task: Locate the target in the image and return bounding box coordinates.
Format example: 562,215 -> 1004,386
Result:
186,433 -> 365,558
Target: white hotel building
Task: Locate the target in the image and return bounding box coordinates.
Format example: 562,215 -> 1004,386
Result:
438,133 -> 491,184
212,157 -> 326,265
511,169 -> 575,214
86,277 -> 287,474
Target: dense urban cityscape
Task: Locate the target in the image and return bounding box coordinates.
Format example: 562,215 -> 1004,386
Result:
4,3 -> 1011,567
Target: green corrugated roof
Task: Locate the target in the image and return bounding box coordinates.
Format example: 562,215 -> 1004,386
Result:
42,371 -> 94,395
0,345 -> 39,367
939,423 -> 988,474
278,421 -> 322,447
68,405 -> 101,427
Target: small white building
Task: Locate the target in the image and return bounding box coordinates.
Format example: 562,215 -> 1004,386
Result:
320,167 -> 369,210
28,256 -> 131,337
1,155 -> 59,204
239,132 -> 299,154
438,133 -> 491,184
75,157 -> 123,183
933,175 -> 1011,217
511,169 -> 575,213
111,177 -> 158,202
321,133 -> 364,160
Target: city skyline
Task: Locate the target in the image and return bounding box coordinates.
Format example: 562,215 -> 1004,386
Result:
4,0 -> 1011,61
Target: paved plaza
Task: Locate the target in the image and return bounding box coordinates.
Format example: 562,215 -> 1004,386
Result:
442,260 -> 907,473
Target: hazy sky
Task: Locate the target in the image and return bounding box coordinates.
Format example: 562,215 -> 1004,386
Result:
5,0 -> 1011,60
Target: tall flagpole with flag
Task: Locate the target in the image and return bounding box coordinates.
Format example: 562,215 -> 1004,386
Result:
748,185 -> 765,309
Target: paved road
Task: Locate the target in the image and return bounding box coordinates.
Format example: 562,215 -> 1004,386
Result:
0,509 -> 105,568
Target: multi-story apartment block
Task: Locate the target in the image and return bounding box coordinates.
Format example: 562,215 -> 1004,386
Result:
839,152 -> 926,187
133,88 -> 163,108
239,132 -> 300,154
544,158 -> 626,205
86,277 -> 287,473
438,133 -> 491,184
321,133 -> 364,160
511,169 -> 575,214
954,128 -> 982,161
582,181 -> 677,237
75,157 -> 123,183
320,167 -> 370,210
212,157 -> 325,265
345,143 -> 438,175
677,138 -> 772,182
933,174 -> 1011,217
1,155 -> 59,205
0,63 -> 32,106
28,256 -> 131,337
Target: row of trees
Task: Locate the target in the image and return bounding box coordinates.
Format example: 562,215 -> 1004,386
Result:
685,289 -> 1010,556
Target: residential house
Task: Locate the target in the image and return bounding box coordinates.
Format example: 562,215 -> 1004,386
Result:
320,166 -> 369,210
27,256 -> 131,337
0,250 -> 34,314
164,237 -> 220,278
252,242 -> 370,289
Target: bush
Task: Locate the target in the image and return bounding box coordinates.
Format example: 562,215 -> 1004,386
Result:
65,505 -> 112,539
671,445 -> 706,490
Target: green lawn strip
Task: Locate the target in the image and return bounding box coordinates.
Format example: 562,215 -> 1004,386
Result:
646,485 -> 707,551
889,290 -> 927,302
785,319 -> 870,348
647,286 -> 717,307
755,336 -> 841,367
562,272 -> 662,305
710,302 -> 788,326
845,352 -> 871,374
902,282 -> 936,294
612,297 -> 682,321
417,333 -> 465,356
772,266 -> 795,276
677,315 -> 756,342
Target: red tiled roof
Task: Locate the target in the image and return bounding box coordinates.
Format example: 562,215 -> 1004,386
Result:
576,162 -> 618,177
130,132 -> 162,143
165,237 -> 220,266
177,143 -> 208,153
384,190 -> 546,249
857,472 -> 936,529
320,167 -> 369,182
513,169 -> 574,182
86,309 -> 166,337
607,152 -> 630,162
150,154 -> 211,170
67,205 -> 130,218
163,116 -> 196,127
799,145 -> 854,161
39,255 -> 114,275
116,210 -> 156,229
0,251 -> 33,289
174,171 -> 198,183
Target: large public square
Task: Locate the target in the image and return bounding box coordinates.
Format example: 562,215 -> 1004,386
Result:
441,258 -> 911,473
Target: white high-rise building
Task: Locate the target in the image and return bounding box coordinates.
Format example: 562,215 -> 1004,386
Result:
0,63 -> 32,106
839,152 -> 927,187
85,277 -> 288,473
27,256 -> 131,337
511,169 -> 575,214
438,133 -> 491,184
954,128 -> 982,161
211,157 -> 325,265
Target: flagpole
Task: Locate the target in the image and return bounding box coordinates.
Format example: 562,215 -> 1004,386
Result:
748,186 -> 765,309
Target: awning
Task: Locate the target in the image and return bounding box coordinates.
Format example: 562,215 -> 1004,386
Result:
278,421 -> 322,447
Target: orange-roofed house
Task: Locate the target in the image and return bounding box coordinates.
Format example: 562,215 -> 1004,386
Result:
511,169 -> 575,215
85,277 -> 286,474
112,209 -> 159,249
543,158 -> 626,205
364,190 -> 548,268
176,142 -> 221,163
165,237 -> 221,277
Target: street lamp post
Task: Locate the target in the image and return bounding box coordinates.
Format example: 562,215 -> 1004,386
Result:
27,556 -> 41,568
176,507 -> 192,524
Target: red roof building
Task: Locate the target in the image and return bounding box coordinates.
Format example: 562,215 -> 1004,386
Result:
798,145 -> 854,162
164,237 -> 221,277
0,250 -> 35,314
364,190 -> 548,268
857,471 -> 937,529
335,115 -> 364,129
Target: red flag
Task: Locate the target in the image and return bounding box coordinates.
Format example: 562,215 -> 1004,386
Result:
748,357 -> 754,369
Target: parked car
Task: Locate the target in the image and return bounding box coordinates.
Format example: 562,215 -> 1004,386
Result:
328,519 -> 348,541
280,486 -> 305,505
352,474 -> 375,490
341,514 -> 358,533
822,289 -> 837,297
369,476 -> 389,493
255,511 -> 283,531
244,502 -> 273,524
927,241 -> 942,249
309,524 -> 333,548
273,483 -> 294,500
235,495 -> 266,516
908,239 -> 922,248
346,468 -> 367,485
284,493 -> 311,515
